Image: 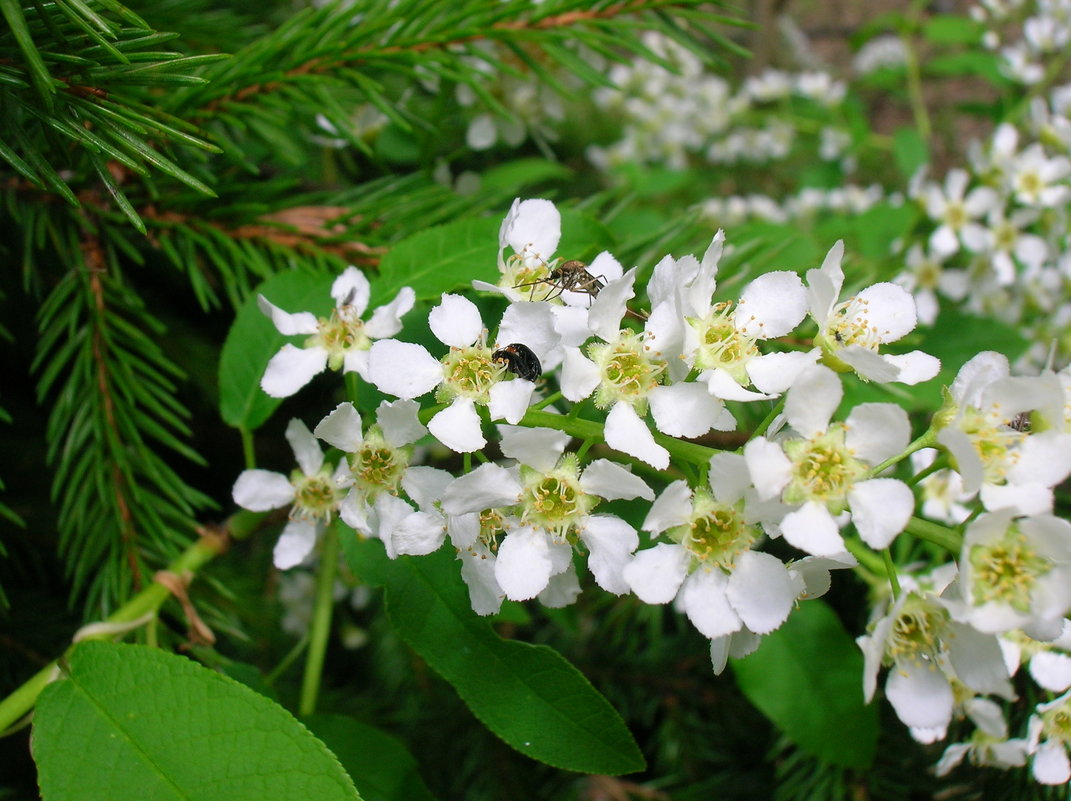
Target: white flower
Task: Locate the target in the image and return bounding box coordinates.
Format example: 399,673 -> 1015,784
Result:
807,241 -> 940,385
367,293 -> 557,452
743,365 -> 915,556
624,452 -> 800,643
935,698 -> 1028,776
911,449 -> 972,525
921,168 -> 1001,259
259,266 -> 414,397
1008,143 -> 1071,207
1027,691 -> 1071,784
232,419 -> 348,569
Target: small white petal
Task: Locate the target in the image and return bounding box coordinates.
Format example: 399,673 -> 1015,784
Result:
376,398 -> 428,447
314,402 -> 364,453
785,365 -> 840,437
747,349 -> 821,395
805,240 -> 844,324
705,368 -> 775,401
1033,741 -> 1071,785
727,551 -> 796,634
623,542 -> 689,603
402,466 -> 454,511
368,340 -> 443,399
849,479 -> 913,549
938,428 -> 985,493
233,469 -> 295,511
1030,651 -> 1071,692
886,660 -> 954,730
498,424 -> 570,472
641,480 -> 693,534
882,351 -> 941,385
257,295 -> 319,336
495,526 -> 552,600
710,636 -> 731,676
505,199 -> 561,261
429,293 -> 483,348
580,459 -> 654,501
342,349 -> 370,379
457,545 -> 504,616
1010,431 -> 1071,488
580,515 -> 639,594
980,482 -> 1052,515
680,569 -> 742,640
560,347 -> 601,402
441,463 -> 522,515
837,345 -> 901,383
845,403 -> 910,465
498,301 -> 560,363
488,378 -> 535,424
428,397 -> 486,453
273,520 -> 319,569
605,402 -> 669,470
447,513 -> 480,549
371,493 -> 415,560
331,266 -> 371,314
285,418 -> 323,476
649,383 -> 725,437
780,501 -> 846,556
364,287 -> 416,339
339,491 -> 371,534
261,344 -> 329,398
538,562 -> 582,608
588,267 -> 636,341
951,351 -> 1009,407
736,270 -> 808,339
854,283 -> 917,342
707,452 -> 750,505
392,511 -> 446,556
743,437 -> 793,501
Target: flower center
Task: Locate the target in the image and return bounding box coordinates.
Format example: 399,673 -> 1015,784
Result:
1041,699 -> 1071,747
291,466 -> 345,521
519,454 -> 596,540
968,524 -> 1051,612
669,491 -> 756,570
825,294 -> 885,350
588,330 -> 666,413
439,346 -> 502,403
688,303 -> 759,382
944,200 -> 967,231
886,594 -> 947,666
958,407 -> 1025,483
349,429 -> 408,497
782,424 -> 867,512
478,508 -> 508,551
310,308 -> 371,370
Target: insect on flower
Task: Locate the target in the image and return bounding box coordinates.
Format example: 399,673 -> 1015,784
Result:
514,259 -> 605,303
492,343 -> 542,381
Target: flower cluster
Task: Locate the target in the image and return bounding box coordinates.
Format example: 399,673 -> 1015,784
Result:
233,196 -> 1071,787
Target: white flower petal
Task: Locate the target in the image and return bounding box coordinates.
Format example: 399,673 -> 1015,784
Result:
1033,741 -> 1071,785
257,295 -> 319,336
680,569 -> 742,640
736,270 -> 808,339
1010,431 -> 1071,488
273,520 -> 319,570
364,287 -> 416,339
785,365 -> 841,437
233,469 -> 295,511
497,301 -> 560,363
376,398 -> 428,447
560,347 -> 601,402
980,482 -> 1052,515
727,551 -> 796,634
605,402 -> 669,470
447,512 -> 480,549
623,542 -> 689,603
707,452 -> 750,505
495,526 -> 552,600
441,463 -> 522,515
780,501 -> 846,556
457,544 -> 504,616
580,459 -> 654,501
845,403 -> 910,466
392,511 -> 446,556
488,378 -> 535,424
1030,651 -> 1071,692
580,514 -> 639,594
368,340 -> 443,399
743,437 -> 793,501
587,267 -> 636,341
261,344 -> 329,398
705,368 -> 775,401
886,660 -> 954,730
342,349 -> 370,380
402,466 -> 454,510
837,345 -> 901,383
371,493 -> 414,559
429,293 -> 483,348
314,402 -> 364,453
331,266 -> 371,313
498,424 -> 570,472
505,199 -> 561,261
805,240 -> 845,324
849,479 -> 913,549
854,283 -> 917,342
951,351 -> 1009,407
428,397 -> 486,453
649,383 -> 725,437
747,349 -> 821,395
339,491 -> 371,534
538,562 -> 582,608
938,427 -> 985,493
882,351 -> 941,385
285,418 -> 323,476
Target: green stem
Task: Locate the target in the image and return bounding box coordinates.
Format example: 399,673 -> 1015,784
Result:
240,426 -> 256,470
882,548 -> 902,600
299,524 -> 340,717
751,396 -> 785,440
901,0 -> 932,143
866,429 -> 937,479
0,531 -> 224,735
904,515 -> 963,554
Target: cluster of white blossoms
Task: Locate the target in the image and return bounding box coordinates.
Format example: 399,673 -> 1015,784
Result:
232,197 -> 1071,786
972,0 -> 1071,85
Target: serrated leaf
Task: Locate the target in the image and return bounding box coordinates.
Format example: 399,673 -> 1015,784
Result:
343,536 -> 645,775
375,217 -> 501,303
32,641 -> 360,801
218,270 -> 336,430
305,715 -> 438,801
731,600 -> 877,768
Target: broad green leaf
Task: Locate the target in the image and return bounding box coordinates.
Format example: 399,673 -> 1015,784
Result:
32,641 -> 360,801
925,52 -> 1008,87
480,158 -> 574,193
375,217 -> 500,303
218,270 -> 336,430
557,209 -> 615,262
343,535 -> 645,775
922,15 -> 984,44
305,715 -> 438,801
731,601 -> 877,768
848,202 -> 920,263
892,126 -> 929,180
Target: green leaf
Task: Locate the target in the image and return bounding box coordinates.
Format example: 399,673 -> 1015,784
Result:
848,201 -> 920,262
922,15 -> 984,44
925,52 -> 1008,86
731,600 -> 877,768
343,536 -> 645,775
375,216 -> 501,303
305,715 -> 438,801
32,641 -> 360,801
479,158 -> 574,194
892,126 -> 929,180
218,270 -> 336,430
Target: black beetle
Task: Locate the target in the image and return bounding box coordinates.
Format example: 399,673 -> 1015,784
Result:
492,343 -> 542,381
